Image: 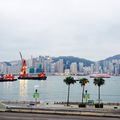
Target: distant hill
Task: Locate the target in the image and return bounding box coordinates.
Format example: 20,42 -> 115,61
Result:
104,54 -> 120,61
52,56 -> 94,69
1,54 -> 120,68
99,54 -> 120,67
0,62 -> 11,66
100,54 -> 120,63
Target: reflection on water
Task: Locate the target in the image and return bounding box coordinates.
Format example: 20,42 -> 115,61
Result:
19,80 -> 27,97
3,82 -> 13,89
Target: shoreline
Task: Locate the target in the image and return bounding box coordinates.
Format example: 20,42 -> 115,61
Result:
1,100 -> 120,106
0,100 -> 120,118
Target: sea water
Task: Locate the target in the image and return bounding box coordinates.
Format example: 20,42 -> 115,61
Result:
0,76 -> 120,103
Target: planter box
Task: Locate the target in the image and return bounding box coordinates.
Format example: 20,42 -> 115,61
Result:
95,103 -> 103,108
78,103 -> 86,108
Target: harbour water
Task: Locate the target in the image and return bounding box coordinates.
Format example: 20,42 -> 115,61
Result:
0,76 -> 120,103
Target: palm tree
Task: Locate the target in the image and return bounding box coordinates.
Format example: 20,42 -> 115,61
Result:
64,76 -> 76,106
79,78 -> 89,103
93,78 -> 105,106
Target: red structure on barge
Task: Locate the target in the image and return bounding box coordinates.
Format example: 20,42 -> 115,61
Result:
18,52 -> 47,80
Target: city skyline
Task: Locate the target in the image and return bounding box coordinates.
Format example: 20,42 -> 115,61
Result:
0,54 -> 120,76
0,0 -> 120,61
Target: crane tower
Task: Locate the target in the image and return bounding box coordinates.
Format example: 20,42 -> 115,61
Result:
19,52 -> 27,77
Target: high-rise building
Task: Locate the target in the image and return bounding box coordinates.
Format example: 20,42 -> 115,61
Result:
50,63 -> 56,73
64,69 -> 70,75
43,56 -> 52,73
79,62 -> 84,72
90,64 -> 94,73
55,59 -> 64,73
70,62 -> 77,75
94,62 -> 100,73
9,61 -> 21,74
0,62 -> 11,74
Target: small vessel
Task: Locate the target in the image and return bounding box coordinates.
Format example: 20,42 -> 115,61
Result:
18,52 -> 47,80
90,73 -> 111,78
18,72 -> 47,80
0,74 -> 17,82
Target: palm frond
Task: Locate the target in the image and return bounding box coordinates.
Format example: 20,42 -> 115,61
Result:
79,78 -> 89,86
93,78 -> 105,86
64,76 -> 76,85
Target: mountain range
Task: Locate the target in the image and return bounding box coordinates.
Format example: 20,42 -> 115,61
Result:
1,54 -> 120,67
101,54 -> 120,61
53,54 -> 120,68
52,56 -> 94,68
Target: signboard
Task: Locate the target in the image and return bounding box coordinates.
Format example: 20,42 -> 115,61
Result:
33,92 -> 40,98
33,89 -> 40,99
83,94 -> 90,99
83,90 -> 90,102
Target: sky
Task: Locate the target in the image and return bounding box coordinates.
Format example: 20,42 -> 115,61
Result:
0,0 -> 120,62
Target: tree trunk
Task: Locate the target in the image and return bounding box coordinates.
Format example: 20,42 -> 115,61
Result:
98,86 -> 100,107
67,85 -> 70,106
35,98 -> 37,106
82,86 -> 85,103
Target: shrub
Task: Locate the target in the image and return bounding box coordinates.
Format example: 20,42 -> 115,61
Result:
95,103 -> 103,108
78,103 -> 86,107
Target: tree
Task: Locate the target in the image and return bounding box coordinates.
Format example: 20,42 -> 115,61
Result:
93,78 -> 105,106
64,76 -> 76,106
79,78 -> 89,103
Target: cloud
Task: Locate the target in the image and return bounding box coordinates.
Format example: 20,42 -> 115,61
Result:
0,0 -> 120,61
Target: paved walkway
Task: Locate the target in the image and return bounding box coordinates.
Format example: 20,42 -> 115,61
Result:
0,101 -> 120,118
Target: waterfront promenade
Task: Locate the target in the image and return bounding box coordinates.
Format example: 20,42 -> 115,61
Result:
0,112 -> 119,120
0,101 -> 120,118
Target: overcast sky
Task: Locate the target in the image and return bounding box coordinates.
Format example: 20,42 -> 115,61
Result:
0,0 -> 120,61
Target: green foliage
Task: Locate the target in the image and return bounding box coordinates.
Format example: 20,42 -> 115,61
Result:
64,76 -> 76,85
64,76 -> 76,106
93,78 -> 105,105
95,103 -> 103,108
78,103 -> 86,107
79,78 -> 89,103
79,78 -> 89,86
93,78 -> 105,87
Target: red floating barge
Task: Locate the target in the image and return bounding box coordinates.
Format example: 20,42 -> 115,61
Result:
90,73 -> 111,78
0,74 -> 17,82
18,52 -> 47,80
18,73 -> 47,80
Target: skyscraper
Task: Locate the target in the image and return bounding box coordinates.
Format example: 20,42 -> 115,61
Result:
70,62 -> 77,75
55,59 -> 64,73
79,62 -> 84,73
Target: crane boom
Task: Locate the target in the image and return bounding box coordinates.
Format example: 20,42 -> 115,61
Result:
19,52 -> 27,77
19,52 -> 23,60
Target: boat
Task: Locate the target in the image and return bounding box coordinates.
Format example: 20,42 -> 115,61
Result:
0,74 -> 17,82
18,52 -> 47,80
18,72 -> 47,80
90,73 -> 111,78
